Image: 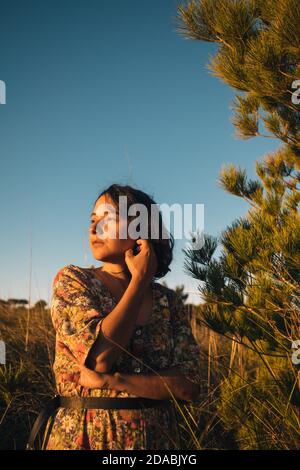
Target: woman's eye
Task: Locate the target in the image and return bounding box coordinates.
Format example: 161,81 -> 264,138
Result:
90,216 -> 116,225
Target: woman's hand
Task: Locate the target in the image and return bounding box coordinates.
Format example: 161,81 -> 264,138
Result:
58,341 -> 118,390
125,239 -> 158,284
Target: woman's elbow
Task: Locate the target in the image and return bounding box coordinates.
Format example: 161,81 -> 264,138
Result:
93,357 -> 113,373
85,352 -> 112,373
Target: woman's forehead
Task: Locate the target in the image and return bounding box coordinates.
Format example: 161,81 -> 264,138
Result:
94,195 -> 118,215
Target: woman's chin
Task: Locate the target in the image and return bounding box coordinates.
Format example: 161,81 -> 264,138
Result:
91,245 -> 106,258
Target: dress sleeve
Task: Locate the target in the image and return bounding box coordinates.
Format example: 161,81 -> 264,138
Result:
50,264 -> 105,365
168,290 -> 202,392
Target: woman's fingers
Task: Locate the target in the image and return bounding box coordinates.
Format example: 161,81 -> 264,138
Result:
136,238 -> 150,250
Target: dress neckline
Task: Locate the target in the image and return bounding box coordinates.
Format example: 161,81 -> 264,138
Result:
88,266 -> 157,328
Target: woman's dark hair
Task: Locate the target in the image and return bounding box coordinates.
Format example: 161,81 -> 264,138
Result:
93,184 -> 174,280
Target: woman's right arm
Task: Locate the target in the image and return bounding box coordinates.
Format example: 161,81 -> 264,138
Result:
85,239 -> 157,373
85,276 -> 148,372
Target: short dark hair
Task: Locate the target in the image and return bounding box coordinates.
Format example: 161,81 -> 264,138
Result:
93,183 -> 174,279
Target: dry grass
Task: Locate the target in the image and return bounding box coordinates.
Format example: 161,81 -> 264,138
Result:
0,302 -> 238,450
1,303 -> 297,449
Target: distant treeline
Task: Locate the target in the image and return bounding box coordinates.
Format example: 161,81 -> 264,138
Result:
0,299 -> 48,309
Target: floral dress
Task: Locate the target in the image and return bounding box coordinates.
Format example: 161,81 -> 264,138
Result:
43,264 -> 202,450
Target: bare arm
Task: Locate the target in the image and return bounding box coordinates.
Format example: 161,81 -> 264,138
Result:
59,342 -> 200,401
85,239 -> 158,373
85,276 -> 149,373
114,367 -> 201,402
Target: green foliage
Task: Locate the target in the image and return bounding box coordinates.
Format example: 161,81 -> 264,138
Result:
177,0 -> 300,449
176,0 -> 300,146
218,365 -> 300,449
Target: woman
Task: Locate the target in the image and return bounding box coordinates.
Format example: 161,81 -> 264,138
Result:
43,184 -> 202,450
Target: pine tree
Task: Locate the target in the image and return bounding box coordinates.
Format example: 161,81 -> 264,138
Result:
176,0 -> 300,449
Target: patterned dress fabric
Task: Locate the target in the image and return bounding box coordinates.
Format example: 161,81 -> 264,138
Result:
44,264 -> 202,450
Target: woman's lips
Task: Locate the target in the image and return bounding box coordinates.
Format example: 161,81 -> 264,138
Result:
92,241 -> 104,246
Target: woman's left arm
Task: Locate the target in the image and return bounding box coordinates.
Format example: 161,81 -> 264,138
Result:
114,367 -> 200,401
58,341 -> 198,401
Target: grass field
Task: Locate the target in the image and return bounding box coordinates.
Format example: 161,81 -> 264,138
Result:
0,302 -> 299,450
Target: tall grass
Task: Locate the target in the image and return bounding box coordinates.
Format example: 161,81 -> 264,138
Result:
1,302 -> 298,449
0,303 -> 55,449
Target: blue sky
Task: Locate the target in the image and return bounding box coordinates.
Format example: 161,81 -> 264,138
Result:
0,0 -> 279,305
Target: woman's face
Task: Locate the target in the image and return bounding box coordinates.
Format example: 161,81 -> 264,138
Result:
89,193 -> 136,262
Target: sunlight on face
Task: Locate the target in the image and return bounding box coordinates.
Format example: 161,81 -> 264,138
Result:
89,193 -> 136,262
92,195 -> 121,240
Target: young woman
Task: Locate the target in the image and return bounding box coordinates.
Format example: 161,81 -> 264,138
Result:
43,184 -> 202,450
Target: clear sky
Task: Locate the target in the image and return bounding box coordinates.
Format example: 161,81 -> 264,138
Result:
0,0 -> 278,305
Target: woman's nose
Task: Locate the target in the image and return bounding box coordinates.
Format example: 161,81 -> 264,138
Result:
90,224 -> 96,234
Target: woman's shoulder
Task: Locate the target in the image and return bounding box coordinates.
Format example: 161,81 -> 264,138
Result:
52,264 -> 94,289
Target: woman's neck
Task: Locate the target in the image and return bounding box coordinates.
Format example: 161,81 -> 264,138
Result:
100,262 -> 131,283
